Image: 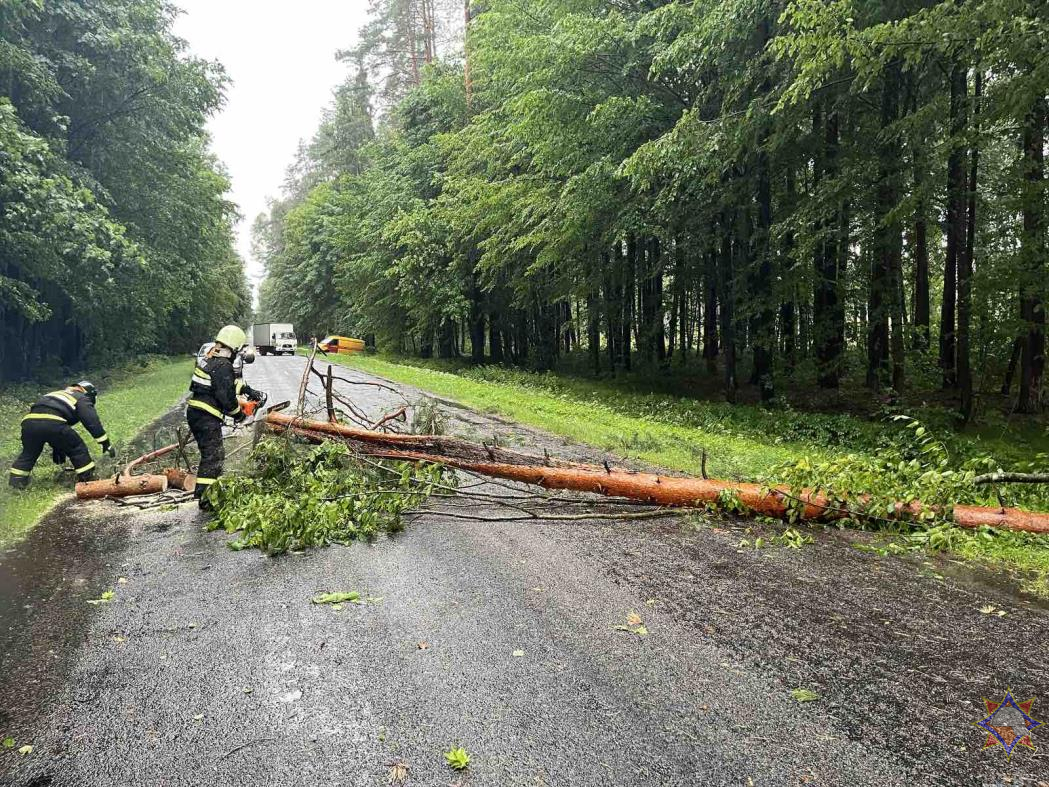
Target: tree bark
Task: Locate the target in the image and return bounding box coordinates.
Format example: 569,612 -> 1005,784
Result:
703,242 -> 719,374
958,71 -> 981,422
868,67 -> 901,390
1018,98 -> 1047,413
940,63 -> 967,389
751,17 -> 775,403
814,106 -> 844,389
718,208 -> 737,401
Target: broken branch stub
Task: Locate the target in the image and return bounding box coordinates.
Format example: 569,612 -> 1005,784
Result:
264,412 -> 1049,536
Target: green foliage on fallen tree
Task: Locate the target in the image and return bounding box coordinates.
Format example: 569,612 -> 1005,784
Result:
206,438 -> 452,556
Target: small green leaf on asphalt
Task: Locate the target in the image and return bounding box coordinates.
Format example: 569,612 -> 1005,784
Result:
312,592 -> 361,605
242,687 -> 253,694
17,745 -> 32,756
193,714 -> 204,721
444,746 -> 471,771
330,604 -> 344,612
979,604 -> 996,614
366,596 -> 384,604
2,737 -> 14,748
616,614 -> 649,637
512,649 -> 525,657
87,590 -> 115,605
791,688 -> 819,702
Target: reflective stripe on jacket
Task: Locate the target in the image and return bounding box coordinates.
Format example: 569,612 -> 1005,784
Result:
188,354 -> 241,420
25,388 -> 108,442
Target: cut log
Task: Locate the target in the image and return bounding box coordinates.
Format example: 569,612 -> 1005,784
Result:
76,475 -> 168,500
164,468 -> 196,491
265,413 -> 1049,536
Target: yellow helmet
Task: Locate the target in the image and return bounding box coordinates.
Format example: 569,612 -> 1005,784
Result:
215,325 -> 247,351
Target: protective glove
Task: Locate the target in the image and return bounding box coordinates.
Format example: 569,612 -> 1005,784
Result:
100,439 -> 116,458
232,410 -> 248,424
247,388 -> 265,403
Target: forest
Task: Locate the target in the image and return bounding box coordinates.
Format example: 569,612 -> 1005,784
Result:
0,0 -> 250,381
257,0 -> 1047,421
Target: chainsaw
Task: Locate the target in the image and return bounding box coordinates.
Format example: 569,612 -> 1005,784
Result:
238,392 -> 268,420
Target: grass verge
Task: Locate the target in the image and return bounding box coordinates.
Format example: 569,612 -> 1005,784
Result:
326,352 -> 1049,597
0,356 -> 192,546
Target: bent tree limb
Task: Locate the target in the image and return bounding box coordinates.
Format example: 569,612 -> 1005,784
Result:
973,472 -> 1049,486
264,413 -> 1049,535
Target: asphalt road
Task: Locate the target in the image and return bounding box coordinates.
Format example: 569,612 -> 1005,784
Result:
1,355 -> 1047,786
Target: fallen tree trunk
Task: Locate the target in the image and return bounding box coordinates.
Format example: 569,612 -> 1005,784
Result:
265,413 -> 1049,535
266,411 -> 586,468
76,474 -> 168,500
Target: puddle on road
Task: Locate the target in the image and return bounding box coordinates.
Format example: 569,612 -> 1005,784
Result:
0,499 -> 129,729
927,556 -> 1049,611
0,404 -> 192,732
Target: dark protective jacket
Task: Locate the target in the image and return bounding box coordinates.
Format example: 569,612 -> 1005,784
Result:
188,353 -> 261,421
24,388 -> 109,449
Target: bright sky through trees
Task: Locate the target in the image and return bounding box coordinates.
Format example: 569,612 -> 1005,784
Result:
172,0 -> 369,292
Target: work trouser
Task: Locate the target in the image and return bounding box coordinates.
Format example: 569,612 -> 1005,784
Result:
187,406 -> 224,501
9,417 -> 96,488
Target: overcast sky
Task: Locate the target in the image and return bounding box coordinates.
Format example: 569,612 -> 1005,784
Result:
172,1 -> 369,293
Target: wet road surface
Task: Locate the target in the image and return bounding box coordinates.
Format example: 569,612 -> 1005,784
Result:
1,355 -> 1047,786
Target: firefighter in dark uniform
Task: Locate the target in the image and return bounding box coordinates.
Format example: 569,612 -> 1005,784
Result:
9,381 -> 114,488
187,325 -> 265,510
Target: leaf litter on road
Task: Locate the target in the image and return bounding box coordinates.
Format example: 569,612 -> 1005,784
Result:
87,590 -> 115,605
978,604 -> 1007,617
313,592 -> 361,605
444,747 -> 471,771
615,612 -> 649,637
791,688 -> 819,702
387,761 -> 409,784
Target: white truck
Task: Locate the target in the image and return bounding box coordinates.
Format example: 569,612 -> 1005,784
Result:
250,323 -> 298,356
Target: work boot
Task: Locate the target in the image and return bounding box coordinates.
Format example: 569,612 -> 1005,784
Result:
9,475 -> 30,490
197,495 -> 215,513
77,470 -> 97,483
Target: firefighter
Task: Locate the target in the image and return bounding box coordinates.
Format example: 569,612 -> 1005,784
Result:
187,325 -> 265,510
9,381 -> 114,489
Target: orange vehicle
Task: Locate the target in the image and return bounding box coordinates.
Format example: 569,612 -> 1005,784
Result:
317,335 -> 366,355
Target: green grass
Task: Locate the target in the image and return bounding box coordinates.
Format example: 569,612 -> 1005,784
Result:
325,352 -> 1049,596
0,356 -> 193,545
